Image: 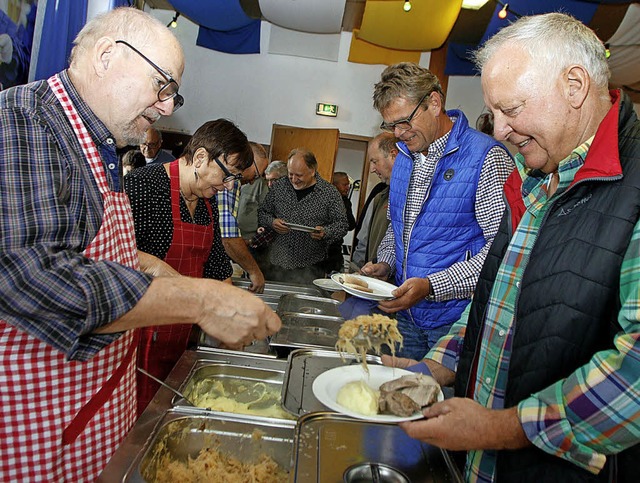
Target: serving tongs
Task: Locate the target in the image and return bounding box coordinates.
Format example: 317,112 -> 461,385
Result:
137,366 -> 197,407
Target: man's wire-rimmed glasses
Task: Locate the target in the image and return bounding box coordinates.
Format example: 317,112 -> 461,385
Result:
380,91 -> 430,133
214,157 -> 242,184
116,40 -> 184,112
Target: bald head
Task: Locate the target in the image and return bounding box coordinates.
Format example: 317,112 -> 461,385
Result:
68,7 -> 185,148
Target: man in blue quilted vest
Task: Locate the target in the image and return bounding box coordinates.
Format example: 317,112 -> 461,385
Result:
361,62 -> 513,360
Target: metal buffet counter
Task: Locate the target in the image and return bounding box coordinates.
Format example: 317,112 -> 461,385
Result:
98,279 -> 463,483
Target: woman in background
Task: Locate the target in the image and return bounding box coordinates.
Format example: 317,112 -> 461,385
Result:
125,119 -> 254,415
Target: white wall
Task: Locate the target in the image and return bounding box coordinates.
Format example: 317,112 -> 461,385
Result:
146,9 -> 487,144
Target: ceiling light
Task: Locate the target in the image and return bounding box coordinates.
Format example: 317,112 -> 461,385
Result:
168,12 -> 180,29
403,1 -> 412,12
498,3 -> 509,19
462,0 -> 490,10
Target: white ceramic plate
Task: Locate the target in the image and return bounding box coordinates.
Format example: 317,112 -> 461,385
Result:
312,365 -> 443,423
313,278 -> 343,291
284,222 -> 317,233
330,273 -> 396,301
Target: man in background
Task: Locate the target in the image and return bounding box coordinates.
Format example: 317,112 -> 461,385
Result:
351,132 -> 397,269
246,160 -> 288,274
264,160 -> 288,187
237,142 -> 270,243
217,141 -> 267,292
259,149 -> 348,284
327,172 -> 357,272
140,126 -> 174,164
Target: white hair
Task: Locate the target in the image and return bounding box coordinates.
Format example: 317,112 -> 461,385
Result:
474,12 -> 610,90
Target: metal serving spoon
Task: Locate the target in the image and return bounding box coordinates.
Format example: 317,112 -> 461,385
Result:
137,366 -> 197,407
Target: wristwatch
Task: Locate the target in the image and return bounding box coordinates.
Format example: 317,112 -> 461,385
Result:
425,279 -> 436,301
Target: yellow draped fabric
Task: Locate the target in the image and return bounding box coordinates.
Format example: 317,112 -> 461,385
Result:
348,28 -> 422,65
357,0 -> 463,51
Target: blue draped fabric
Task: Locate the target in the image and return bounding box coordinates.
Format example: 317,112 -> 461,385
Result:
169,0 -> 254,31
196,20 -> 261,54
445,0 -> 606,76
32,0 -> 87,81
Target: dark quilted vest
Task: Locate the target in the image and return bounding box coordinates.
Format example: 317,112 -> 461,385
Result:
454,92 -> 640,482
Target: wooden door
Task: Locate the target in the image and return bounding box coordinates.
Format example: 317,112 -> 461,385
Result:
269,124 -> 340,182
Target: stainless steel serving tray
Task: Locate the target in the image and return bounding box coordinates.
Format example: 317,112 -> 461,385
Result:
268,313 -> 344,355
174,361 -> 295,421
198,332 -> 276,356
281,348 -> 381,417
123,409 -> 295,482
291,412 -> 463,483
98,349 -> 290,482
233,277 -> 324,298
277,293 -> 342,318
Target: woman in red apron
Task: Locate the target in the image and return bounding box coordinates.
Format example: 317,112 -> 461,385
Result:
124,119 -> 255,415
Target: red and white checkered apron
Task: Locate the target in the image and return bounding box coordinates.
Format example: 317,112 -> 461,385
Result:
0,74 -> 140,482
136,160 -> 214,415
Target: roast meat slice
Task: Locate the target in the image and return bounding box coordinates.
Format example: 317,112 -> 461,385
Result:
378,373 -> 441,417
401,383 -> 440,408
379,373 -> 438,393
378,391 -> 420,417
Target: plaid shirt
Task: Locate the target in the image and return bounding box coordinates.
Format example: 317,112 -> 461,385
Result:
429,138 -> 640,480
378,117 -> 514,300
217,181 -> 241,238
0,71 -> 152,360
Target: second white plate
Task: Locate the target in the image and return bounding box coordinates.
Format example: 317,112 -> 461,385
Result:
331,273 -> 396,301
313,278 -> 343,291
312,365 -> 443,423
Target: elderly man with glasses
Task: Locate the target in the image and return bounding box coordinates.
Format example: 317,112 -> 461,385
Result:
361,62 -> 514,360
0,8 -> 280,481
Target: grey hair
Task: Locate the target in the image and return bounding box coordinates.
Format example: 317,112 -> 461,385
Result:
474,12 -> 610,90
265,160 -> 288,178
373,62 -> 445,113
70,7 -> 172,65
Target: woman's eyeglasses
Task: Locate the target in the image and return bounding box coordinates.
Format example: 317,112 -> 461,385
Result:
213,157 -> 242,184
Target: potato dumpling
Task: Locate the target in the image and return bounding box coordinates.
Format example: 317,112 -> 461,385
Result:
336,380 -> 380,416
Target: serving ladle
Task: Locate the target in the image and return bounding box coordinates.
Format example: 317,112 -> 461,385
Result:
137,366 -> 197,407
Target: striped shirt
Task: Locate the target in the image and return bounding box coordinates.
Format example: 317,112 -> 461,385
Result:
429,139 -> 640,480
0,71 -> 152,361
378,117 -> 514,300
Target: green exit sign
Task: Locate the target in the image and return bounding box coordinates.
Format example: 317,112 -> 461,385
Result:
316,103 -> 338,117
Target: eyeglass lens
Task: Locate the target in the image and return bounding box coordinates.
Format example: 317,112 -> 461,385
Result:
380,91 -> 430,132
214,157 -> 241,183
115,40 -> 184,112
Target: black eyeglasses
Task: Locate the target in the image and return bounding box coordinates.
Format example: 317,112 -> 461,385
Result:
253,158 -> 261,179
380,91 -> 430,133
214,157 -> 242,184
116,40 -> 184,112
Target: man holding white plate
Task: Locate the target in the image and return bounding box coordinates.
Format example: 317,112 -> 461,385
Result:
362,63 -> 513,360
258,148 -> 348,284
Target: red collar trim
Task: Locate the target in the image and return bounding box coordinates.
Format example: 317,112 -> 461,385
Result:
572,90 -> 622,185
